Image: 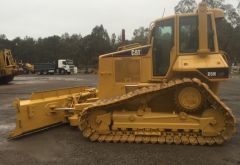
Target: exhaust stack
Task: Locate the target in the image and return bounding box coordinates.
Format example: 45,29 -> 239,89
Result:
121,29 -> 125,45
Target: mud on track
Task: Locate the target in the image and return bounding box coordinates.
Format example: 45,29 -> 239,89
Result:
0,74 -> 239,165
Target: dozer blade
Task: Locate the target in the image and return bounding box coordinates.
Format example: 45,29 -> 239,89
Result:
9,86 -> 95,139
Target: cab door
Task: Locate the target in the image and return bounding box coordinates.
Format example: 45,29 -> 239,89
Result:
152,18 -> 174,77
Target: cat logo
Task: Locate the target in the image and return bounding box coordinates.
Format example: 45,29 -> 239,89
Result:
131,49 -> 141,56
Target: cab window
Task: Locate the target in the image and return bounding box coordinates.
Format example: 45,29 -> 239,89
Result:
153,19 -> 174,76
179,16 -> 199,53
208,15 -> 215,51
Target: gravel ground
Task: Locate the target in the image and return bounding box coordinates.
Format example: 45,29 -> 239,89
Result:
0,74 -> 239,165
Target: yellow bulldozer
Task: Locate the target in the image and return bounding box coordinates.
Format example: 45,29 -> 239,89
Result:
18,62 -> 34,74
9,2 -> 236,145
0,49 -> 18,84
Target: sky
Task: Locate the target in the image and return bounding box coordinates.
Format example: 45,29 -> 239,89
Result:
0,0 -> 238,40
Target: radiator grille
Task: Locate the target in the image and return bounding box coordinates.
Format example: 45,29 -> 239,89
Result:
115,59 -> 140,83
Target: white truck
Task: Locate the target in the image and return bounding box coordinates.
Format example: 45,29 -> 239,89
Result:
34,59 -> 77,75
56,59 -> 75,74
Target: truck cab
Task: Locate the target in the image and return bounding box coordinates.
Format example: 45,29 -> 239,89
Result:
57,59 -> 75,74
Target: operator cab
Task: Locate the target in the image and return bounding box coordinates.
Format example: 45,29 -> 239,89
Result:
151,3 -> 225,80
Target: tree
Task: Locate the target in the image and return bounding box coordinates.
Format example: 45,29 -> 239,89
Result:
111,33 -> 116,46
132,27 -> 149,44
204,0 -> 225,8
80,34 -> 93,68
0,34 -> 12,50
223,4 -> 240,27
0,24 -> 114,68
91,25 -> 110,42
12,36 -> 36,63
175,0 -> 197,13
0,34 -> 7,40
238,1 -> 240,14
79,25 -> 111,68
203,0 -> 240,27
91,25 -> 111,57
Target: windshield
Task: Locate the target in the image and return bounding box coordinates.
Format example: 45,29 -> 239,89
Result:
179,16 -> 199,53
66,60 -> 73,65
179,14 -> 215,53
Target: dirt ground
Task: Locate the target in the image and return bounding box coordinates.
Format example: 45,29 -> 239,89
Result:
0,74 -> 239,165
